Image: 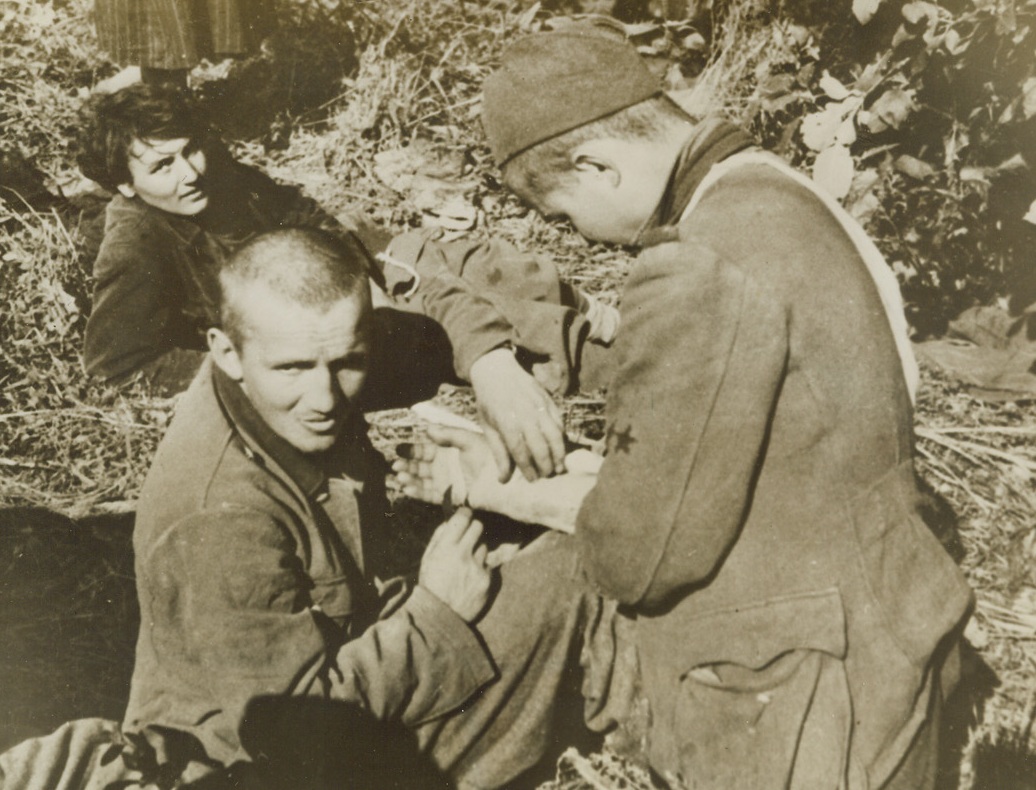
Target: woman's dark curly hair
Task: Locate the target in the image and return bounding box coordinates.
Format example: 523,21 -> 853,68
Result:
76,83 -> 210,192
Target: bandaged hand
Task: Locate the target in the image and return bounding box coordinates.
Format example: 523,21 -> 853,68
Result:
394,425 -> 603,534
468,347 -> 566,482
393,425 -> 499,510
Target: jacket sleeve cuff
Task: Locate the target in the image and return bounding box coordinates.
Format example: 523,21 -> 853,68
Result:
455,332 -> 516,382
403,585 -> 498,722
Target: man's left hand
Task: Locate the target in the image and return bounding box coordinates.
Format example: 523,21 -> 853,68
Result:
393,425 -> 497,509
393,425 -> 593,534
468,347 -> 566,481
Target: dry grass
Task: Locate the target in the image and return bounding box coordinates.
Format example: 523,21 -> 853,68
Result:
910,364 -> 1036,788
0,208 -> 167,516
1,0 -> 1035,787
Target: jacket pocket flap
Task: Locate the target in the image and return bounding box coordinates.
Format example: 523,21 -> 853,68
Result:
676,588 -> 846,673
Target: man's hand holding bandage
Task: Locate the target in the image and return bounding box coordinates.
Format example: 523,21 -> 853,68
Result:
469,346 -> 568,483
393,424 -> 601,534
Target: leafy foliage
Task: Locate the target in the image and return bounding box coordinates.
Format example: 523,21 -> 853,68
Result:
740,0 -> 1036,334
550,0 -> 1036,333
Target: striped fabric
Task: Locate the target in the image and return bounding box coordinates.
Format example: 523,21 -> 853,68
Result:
94,0 -> 276,69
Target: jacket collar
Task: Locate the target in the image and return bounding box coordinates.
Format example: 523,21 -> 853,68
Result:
106,193 -> 207,247
637,118 -> 754,247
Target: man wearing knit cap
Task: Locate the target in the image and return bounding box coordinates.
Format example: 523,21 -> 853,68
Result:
400,21 -> 974,790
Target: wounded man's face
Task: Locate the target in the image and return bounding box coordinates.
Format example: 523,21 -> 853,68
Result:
231,287 -> 372,456
120,136 -> 209,216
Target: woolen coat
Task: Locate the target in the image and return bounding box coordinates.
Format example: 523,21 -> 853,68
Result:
124,362 -> 497,772
576,123 -> 973,789
124,361 -> 601,787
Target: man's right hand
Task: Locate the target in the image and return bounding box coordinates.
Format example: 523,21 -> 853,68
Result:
468,347 -> 566,482
418,508 -> 491,623
395,427 -> 596,534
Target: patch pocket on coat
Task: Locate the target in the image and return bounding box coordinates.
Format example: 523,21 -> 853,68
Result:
667,649 -> 852,790
661,591 -> 849,789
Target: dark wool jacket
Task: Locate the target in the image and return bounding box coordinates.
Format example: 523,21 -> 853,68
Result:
124,361 -> 495,771
83,159 -> 520,393
575,122 -> 973,789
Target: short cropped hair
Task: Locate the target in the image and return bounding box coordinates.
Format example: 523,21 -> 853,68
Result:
76,83 -> 210,192
502,95 -> 693,201
219,228 -> 372,348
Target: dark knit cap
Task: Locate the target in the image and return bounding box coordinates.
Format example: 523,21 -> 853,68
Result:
482,23 -> 662,167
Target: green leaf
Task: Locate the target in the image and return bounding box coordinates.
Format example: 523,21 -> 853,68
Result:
847,168 -> 883,223
763,92 -> 802,114
820,71 -> 851,101
853,0 -> 884,25
894,154 -> 937,180
622,22 -> 663,38
802,106 -> 843,151
943,28 -> 969,56
760,73 -> 796,97
1024,199 -> 1036,226
836,115 -> 858,146
515,2 -> 540,31
902,2 -> 941,28
813,144 -> 855,200
855,58 -> 888,94
863,87 -> 915,132
959,166 -> 990,184
682,32 -> 706,51
891,23 -> 917,48
1021,77 -> 1036,120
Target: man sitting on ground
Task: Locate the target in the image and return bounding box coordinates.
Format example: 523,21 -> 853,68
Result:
77,83 -> 618,480
395,23 -> 974,790
0,228 -> 604,789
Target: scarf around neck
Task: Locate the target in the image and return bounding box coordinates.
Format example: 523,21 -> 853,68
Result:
638,118 -> 754,244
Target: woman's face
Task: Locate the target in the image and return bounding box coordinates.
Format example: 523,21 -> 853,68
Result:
118,136 -> 209,216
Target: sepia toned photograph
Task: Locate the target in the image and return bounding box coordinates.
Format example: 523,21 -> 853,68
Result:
1,0 -> 1034,787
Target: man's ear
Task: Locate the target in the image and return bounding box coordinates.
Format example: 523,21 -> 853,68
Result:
116,183 -> 136,199
571,143 -> 621,188
208,327 -> 244,381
